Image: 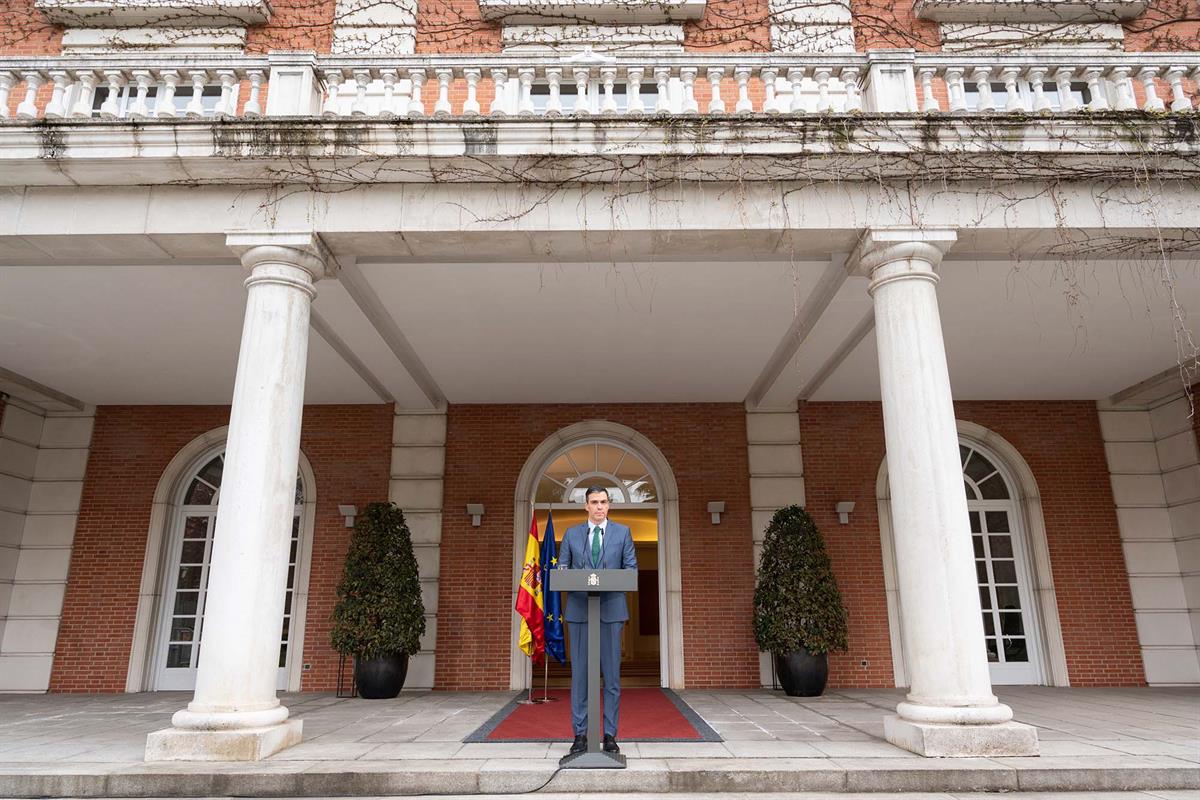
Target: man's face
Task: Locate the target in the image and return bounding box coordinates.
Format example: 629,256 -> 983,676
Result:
585,491 -> 609,525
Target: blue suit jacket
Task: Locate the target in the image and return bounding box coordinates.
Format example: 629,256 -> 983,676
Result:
559,520 -> 637,624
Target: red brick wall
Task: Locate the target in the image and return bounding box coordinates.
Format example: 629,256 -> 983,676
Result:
796,402 -> 895,688
49,404 -> 392,693
246,0 -> 337,54
685,0 -> 771,52
800,400 -> 1145,688
436,404 -> 759,690
0,0 -> 62,56
851,0 -> 941,51
1122,0 -> 1199,52
416,0 -> 501,53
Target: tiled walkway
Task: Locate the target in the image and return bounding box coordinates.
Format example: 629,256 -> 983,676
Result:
0,687 -> 1197,762
0,687 -> 1195,796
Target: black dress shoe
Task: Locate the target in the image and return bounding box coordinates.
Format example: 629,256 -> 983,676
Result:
569,734 -> 587,754
603,734 -> 620,753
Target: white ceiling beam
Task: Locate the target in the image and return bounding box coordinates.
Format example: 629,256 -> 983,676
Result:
798,309 -> 875,401
336,258 -> 446,409
745,254 -> 848,409
309,310 -> 394,404
0,365 -> 86,411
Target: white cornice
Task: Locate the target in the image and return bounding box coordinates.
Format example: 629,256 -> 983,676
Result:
34,0 -> 273,27
478,0 -> 706,25
914,0 -> 1147,22
0,115 -> 1195,188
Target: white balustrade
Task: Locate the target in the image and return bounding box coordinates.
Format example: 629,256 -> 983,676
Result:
70,70 -> 97,118
435,69 -> 453,117
0,53 -> 1195,122
407,69 -> 425,116
760,67 -> 779,114
463,68 -> 481,117
185,70 -> 207,118
45,70 -> 70,119
543,67 -> 561,117
734,67 -> 752,115
156,70 -> 180,118
787,67 -> 806,113
1166,66 -> 1191,112
573,67 -> 590,115
0,62 -> 270,120
1138,67 -> 1164,112
654,67 -> 671,114
680,67 -> 698,114
16,71 -> 42,119
706,66 -> 725,114
1110,65 -> 1136,110
601,67 -> 618,114
1054,67 -> 1078,112
351,69 -> 370,117
0,71 -> 14,119
627,67 -> 644,116
99,70 -> 124,118
215,69 -> 236,117
244,70 -> 263,117
971,67 -> 995,112
1028,67 -> 1050,113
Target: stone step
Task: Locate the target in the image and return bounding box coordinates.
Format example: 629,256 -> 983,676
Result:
1,757 -> 1196,797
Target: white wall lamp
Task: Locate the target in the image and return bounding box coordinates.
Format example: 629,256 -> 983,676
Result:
835,501 -> 856,525
337,504 -> 358,529
707,501 -> 725,525
466,503 -> 485,527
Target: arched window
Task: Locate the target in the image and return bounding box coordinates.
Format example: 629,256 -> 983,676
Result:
152,450 -> 305,690
960,443 -> 1042,683
880,426 -> 1068,688
535,441 -> 658,505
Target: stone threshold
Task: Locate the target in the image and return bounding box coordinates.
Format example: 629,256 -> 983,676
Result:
1,756 -> 1197,797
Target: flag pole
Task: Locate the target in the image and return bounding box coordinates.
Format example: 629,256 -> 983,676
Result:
541,656 -> 551,702
517,657 -> 540,704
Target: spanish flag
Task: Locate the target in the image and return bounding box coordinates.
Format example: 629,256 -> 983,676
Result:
515,515 -> 545,664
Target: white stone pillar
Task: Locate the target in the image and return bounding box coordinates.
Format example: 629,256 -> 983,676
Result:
849,228 -> 1037,757
146,232 -> 335,762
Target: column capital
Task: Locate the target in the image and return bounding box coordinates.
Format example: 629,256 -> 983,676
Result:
846,227 -> 957,284
226,231 -> 338,282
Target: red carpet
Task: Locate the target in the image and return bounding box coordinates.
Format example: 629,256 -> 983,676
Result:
476,688 -> 719,742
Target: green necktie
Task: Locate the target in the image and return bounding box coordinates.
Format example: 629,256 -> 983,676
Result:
591,526 -> 602,567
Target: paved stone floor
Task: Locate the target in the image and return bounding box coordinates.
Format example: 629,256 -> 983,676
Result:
0,687 -> 1196,763
0,688 -> 1195,796
55,794 -> 1200,800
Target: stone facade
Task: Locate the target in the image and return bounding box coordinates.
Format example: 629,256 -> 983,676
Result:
1,0 -> 1196,765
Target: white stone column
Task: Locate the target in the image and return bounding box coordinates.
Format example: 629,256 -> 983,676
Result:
849,228 -> 1037,757
146,232 -> 335,762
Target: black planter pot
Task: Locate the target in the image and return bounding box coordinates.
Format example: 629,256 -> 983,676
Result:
775,648 -> 828,697
354,653 -> 409,699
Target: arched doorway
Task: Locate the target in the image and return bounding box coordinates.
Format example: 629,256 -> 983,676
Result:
878,423 -> 1069,687
512,421 -> 684,690
125,430 -> 317,692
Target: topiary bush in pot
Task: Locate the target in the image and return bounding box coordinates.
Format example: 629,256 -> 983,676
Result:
331,502 -> 426,698
753,504 -> 848,696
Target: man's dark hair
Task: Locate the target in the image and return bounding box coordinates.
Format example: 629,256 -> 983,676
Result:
584,486 -> 609,502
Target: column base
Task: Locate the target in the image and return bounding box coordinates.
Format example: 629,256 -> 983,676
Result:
884,715 -> 1038,757
145,719 -> 303,761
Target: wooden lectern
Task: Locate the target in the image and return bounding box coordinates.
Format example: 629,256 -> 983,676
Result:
546,567 -> 638,769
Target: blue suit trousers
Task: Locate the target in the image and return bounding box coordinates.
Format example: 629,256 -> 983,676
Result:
568,620 -> 623,737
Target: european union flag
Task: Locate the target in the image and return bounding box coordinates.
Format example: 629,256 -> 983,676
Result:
540,511 -> 566,665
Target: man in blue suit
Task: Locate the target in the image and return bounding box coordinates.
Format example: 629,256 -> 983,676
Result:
559,486 -> 637,755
